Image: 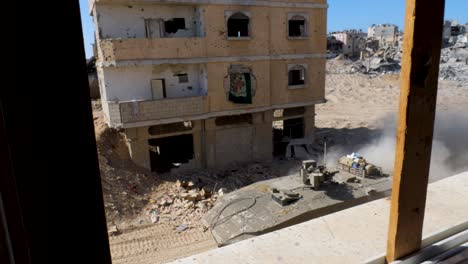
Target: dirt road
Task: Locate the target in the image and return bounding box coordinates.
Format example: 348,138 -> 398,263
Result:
109,224 -> 216,264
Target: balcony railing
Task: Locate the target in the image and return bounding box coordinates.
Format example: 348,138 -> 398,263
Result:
100,38 -> 207,62
108,96 -> 208,126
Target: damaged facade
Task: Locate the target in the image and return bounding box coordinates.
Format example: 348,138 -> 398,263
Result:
328,30 -> 366,57
89,0 -> 327,172
443,20 -> 468,47
367,24 -> 400,47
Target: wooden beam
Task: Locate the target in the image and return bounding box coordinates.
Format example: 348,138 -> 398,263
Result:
386,0 -> 446,262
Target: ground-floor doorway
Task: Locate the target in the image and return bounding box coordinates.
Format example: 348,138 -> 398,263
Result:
273,117 -> 305,157
148,134 -> 194,173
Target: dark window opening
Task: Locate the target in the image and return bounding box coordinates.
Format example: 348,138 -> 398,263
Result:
215,114 -> 253,126
227,13 -> 250,37
164,18 -> 186,34
273,118 -> 305,157
149,134 -> 194,173
450,26 -> 460,36
176,73 -> 189,83
289,19 -> 305,37
288,69 -> 305,86
327,37 -> 343,52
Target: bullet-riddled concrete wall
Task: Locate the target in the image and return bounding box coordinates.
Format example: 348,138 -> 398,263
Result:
97,4 -> 327,60
270,58 -> 325,105
96,4 -> 202,39
93,2 -> 326,125
207,61 -> 270,112
91,0 -> 326,169
207,58 -> 324,112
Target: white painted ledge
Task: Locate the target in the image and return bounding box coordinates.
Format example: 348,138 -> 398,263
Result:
169,171 -> 468,264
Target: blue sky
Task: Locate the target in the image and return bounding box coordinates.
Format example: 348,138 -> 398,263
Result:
79,0 -> 468,58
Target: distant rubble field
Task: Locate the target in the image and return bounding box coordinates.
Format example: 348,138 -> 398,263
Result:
327,44 -> 468,82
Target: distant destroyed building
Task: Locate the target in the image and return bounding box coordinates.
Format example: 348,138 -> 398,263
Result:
89,0 -> 327,172
443,20 -> 468,47
368,24 -> 400,47
328,30 -> 366,57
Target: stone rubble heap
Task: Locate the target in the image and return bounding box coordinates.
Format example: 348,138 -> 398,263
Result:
139,163 -> 285,230
144,180 -> 221,228
328,42 -> 468,81
439,45 -> 468,82
350,46 -> 402,76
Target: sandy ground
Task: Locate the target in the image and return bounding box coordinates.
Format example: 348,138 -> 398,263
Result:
93,58 -> 468,264
316,59 -> 468,181
109,224 -> 216,264
318,59 -> 468,129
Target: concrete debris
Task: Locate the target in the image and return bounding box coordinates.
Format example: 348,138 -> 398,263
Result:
439,46 -> 468,82
328,43 -> 468,81
176,223 -> 189,232
218,188 -> 226,197
350,45 -> 402,76
150,209 -> 159,223
346,177 -> 357,183
108,225 -> 120,236
142,178 -> 223,228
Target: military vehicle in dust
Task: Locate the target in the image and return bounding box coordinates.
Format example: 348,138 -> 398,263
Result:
337,152 -> 383,178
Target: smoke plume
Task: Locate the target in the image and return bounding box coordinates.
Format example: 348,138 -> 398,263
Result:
325,111 -> 468,182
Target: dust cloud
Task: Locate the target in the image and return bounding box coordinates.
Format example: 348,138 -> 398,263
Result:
325,111 -> 468,181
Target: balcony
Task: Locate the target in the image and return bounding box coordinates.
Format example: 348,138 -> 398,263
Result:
99,38 -> 208,62
108,96 -> 208,127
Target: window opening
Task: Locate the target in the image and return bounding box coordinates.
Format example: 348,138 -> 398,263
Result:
227,13 -> 250,37
164,18 -> 186,34
288,68 -> 305,86
176,74 -> 189,83
289,17 -> 306,37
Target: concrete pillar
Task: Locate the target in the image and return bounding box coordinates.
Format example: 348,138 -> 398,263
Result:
125,127 -> 151,170
304,105 -> 315,141
191,120 -> 203,169
127,139 -> 150,170
253,111 -> 273,162
204,118 -> 217,168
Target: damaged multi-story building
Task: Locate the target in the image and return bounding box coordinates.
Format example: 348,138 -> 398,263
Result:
367,24 -> 400,47
89,0 -> 327,172
443,20 -> 467,47
328,30 -> 367,57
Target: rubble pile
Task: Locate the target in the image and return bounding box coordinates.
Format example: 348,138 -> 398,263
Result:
137,162 -> 297,230
326,46 -> 402,77
350,46 -> 402,76
92,103 -> 271,231
439,45 -> 468,82
328,42 -> 468,82
143,180 -> 220,228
